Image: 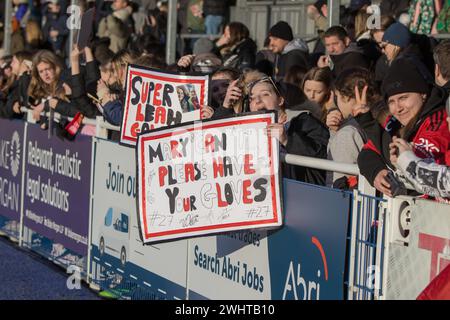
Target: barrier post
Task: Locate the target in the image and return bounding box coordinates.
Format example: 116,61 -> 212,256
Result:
3,0 -> 13,55
18,123 -> 28,247
165,0 -> 178,65
374,197 -> 388,300
328,0 -> 341,27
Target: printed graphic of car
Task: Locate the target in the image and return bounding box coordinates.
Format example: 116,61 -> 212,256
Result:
99,207 -> 130,266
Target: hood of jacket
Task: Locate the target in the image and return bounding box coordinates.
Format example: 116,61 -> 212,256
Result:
282,38 -> 309,55
405,85 -> 448,140
342,42 -> 364,55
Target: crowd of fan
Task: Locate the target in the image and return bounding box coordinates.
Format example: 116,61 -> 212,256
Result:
0,0 -> 449,201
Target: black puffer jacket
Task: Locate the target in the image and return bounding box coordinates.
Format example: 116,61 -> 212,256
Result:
68,66 -> 101,119
330,43 -> 370,78
217,38 -> 257,72
275,39 -> 310,82
0,73 -> 30,119
283,111 -> 330,186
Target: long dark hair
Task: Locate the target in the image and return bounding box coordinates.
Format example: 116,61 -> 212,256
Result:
28,50 -> 66,102
227,22 -> 250,47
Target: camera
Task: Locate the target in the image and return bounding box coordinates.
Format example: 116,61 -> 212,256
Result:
385,171 -> 407,197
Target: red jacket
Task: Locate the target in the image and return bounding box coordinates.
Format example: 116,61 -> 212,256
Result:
356,86 -> 450,185
409,109 -> 450,166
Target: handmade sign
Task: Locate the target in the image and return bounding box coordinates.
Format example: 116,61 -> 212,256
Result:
137,113 -> 283,243
120,65 -> 209,146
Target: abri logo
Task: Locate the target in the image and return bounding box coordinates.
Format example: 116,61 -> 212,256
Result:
10,131 -> 21,177
282,236 -> 328,300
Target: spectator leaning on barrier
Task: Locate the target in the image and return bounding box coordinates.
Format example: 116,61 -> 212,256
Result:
386,40 -> 450,200
0,56 -> 15,99
28,50 -> 77,125
354,58 -> 450,197
245,72 -> 330,185
317,26 -> 369,78
0,51 -> 33,119
267,21 -> 310,82
326,67 -> 381,189
389,119 -> 450,199
101,50 -> 133,127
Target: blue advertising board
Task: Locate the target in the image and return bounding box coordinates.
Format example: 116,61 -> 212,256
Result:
22,124 -> 92,256
0,119 -> 25,238
186,179 -> 351,300
268,179 -> 351,300
0,119 -> 25,222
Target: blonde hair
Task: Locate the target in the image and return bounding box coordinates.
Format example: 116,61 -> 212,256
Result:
28,50 -> 65,102
110,50 -> 133,88
25,20 -> 44,48
354,10 -> 370,39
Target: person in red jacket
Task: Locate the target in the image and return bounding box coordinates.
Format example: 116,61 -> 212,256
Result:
353,58 -> 450,197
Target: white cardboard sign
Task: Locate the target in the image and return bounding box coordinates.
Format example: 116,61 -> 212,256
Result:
120,65 -> 208,146
137,113 -> 283,243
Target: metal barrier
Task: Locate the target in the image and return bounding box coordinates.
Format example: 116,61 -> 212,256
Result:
347,191 -> 387,300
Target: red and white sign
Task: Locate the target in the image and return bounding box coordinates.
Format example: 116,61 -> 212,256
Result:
385,199 -> 450,300
120,65 -> 209,146
136,113 -> 283,243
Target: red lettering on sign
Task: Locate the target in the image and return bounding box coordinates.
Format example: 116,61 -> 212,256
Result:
153,83 -> 162,106
185,163 -> 195,183
158,166 -> 168,187
170,141 -> 182,159
131,122 -> 140,138
212,157 -> 224,178
205,134 -> 215,153
242,179 -> 252,204
418,233 -> 450,281
216,183 -> 228,208
244,154 -> 256,175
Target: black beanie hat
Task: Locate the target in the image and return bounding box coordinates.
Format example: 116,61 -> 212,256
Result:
268,21 -> 294,42
381,59 -> 431,99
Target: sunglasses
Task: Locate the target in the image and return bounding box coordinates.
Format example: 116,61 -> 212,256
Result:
247,76 -> 281,97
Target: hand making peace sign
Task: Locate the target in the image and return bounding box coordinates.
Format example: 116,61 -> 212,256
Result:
352,85 -> 370,117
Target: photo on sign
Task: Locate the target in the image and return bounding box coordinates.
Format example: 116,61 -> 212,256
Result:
176,84 -> 201,113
